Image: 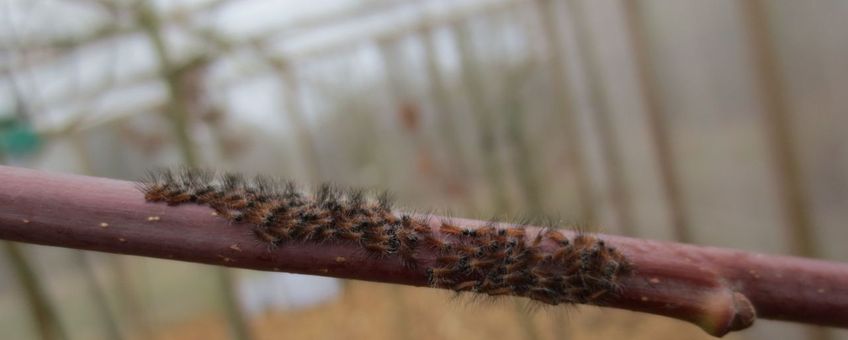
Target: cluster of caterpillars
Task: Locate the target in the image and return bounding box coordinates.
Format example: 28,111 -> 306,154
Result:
139,168 -> 631,306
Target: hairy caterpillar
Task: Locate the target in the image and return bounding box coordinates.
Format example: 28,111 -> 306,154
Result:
138,168 -> 631,306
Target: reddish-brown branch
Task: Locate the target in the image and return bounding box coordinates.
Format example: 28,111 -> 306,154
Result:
0,166 -> 846,337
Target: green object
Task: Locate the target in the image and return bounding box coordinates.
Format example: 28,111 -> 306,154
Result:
0,117 -> 41,158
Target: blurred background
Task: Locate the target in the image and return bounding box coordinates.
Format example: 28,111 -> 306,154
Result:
1,0 -> 846,339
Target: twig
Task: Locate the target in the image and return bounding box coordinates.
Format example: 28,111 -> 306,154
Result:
0,166 -> 846,337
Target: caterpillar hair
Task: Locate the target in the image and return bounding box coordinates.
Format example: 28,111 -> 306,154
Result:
138,168 -> 631,307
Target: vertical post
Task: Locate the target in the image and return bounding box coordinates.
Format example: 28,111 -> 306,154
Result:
1,242 -> 68,340
420,25 -> 474,207
620,1 -> 693,242
453,20 -> 511,213
534,0 -> 597,225
739,0 -> 817,258
563,0 -> 637,235
270,59 -> 325,183
495,7 -> 545,217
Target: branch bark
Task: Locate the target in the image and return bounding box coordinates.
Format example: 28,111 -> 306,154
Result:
0,166 -> 846,337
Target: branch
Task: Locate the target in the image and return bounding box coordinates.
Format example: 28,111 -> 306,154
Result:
0,166 -> 846,337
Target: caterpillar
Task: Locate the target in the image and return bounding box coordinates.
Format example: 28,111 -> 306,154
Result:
138,168 -> 631,306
